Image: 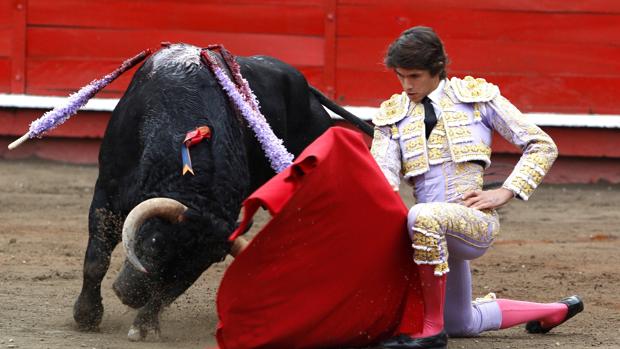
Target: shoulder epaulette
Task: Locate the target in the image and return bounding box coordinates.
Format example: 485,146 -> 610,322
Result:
449,76 -> 499,103
373,93 -> 409,126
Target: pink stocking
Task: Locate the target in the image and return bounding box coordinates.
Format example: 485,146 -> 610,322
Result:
413,265 -> 446,337
497,299 -> 568,329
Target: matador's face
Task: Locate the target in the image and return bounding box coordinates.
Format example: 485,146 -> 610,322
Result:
394,67 -> 440,103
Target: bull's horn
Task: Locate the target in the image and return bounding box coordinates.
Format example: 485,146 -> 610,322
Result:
122,198 -> 188,273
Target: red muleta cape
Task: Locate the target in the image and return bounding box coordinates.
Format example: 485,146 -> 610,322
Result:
216,127 -> 422,349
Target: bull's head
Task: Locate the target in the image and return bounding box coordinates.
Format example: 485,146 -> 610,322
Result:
122,198 -> 187,274
114,197 -> 247,309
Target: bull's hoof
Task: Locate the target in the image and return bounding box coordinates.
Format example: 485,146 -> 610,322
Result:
73,295 -> 104,331
127,324 -> 161,341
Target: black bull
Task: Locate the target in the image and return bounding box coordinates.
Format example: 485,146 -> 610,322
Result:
72,44 -> 371,339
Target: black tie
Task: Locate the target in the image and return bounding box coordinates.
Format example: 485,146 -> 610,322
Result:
422,96 -> 437,139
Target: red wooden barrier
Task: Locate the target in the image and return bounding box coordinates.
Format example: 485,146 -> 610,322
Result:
0,0 -> 619,183
334,1 -> 620,112
1,0 -> 619,112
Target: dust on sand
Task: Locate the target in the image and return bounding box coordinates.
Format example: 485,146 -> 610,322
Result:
0,160 -> 618,349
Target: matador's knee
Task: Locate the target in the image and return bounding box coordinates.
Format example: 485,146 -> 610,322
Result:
407,203 -> 449,276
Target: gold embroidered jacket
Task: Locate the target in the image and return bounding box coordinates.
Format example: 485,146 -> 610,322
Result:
370,76 -> 558,200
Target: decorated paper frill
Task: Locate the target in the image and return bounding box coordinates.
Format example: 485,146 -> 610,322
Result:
201,47 -> 294,174
7,49 -> 152,150
209,45 -> 262,117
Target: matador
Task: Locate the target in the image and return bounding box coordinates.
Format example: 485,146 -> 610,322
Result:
372,26 -> 584,349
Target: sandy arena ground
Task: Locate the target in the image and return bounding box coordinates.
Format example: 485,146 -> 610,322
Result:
0,159 -> 619,349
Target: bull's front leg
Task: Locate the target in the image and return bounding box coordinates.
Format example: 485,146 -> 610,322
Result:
128,297 -> 165,341
74,189 -> 122,330
126,261 -> 218,341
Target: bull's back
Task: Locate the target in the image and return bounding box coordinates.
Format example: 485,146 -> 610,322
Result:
96,44 -> 245,209
96,44 -> 332,203
237,55 -> 332,190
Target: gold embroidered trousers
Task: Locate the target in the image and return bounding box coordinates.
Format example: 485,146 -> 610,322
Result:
408,202 -> 499,276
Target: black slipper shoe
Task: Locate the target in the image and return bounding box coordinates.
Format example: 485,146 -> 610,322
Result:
378,330 -> 447,349
526,295 -> 584,334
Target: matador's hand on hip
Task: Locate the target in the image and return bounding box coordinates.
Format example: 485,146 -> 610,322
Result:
462,188 -> 514,210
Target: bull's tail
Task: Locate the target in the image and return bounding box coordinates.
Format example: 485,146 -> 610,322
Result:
309,86 -> 373,137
